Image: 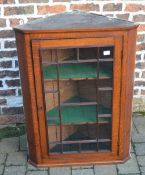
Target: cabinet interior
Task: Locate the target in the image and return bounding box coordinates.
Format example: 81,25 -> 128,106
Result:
41,46 -> 114,154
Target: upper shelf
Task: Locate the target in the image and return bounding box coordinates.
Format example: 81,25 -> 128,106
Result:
43,62 -> 112,80
13,11 -> 138,33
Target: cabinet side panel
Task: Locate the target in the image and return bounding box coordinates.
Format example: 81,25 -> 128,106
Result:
15,32 -> 42,163
124,29 -> 137,157
119,29 -> 137,159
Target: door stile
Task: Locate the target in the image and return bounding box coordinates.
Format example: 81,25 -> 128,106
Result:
31,41 -> 49,159
111,36 -> 122,156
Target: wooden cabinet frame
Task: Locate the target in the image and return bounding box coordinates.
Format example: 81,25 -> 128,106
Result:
14,12 -> 138,167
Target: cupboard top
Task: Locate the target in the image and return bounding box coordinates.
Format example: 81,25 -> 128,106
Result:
14,11 -> 138,33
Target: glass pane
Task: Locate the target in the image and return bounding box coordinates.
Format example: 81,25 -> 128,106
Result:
99,46 -> 114,59
56,48 -> 77,62
79,47 -> 97,60
44,81 -> 59,122
47,125 -> 60,143
98,124 -> 112,139
99,62 -> 113,78
60,80 -> 97,104
41,48 -> 77,64
62,144 -> 79,153
98,90 -> 112,110
56,63 -> 98,79
40,45 -> 114,155
98,142 -> 111,152
62,124 -> 97,141
49,143 -> 62,154
81,143 -> 97,152
60,105 -> 97,124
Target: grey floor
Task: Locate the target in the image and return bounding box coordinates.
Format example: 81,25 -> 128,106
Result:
0,115 -> 145,175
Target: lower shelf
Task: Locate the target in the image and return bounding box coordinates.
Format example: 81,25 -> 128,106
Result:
47,96 -> 111,125
49,129 -> 111,154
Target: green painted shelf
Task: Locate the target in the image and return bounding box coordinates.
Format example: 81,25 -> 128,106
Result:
43,63 -> 112,80
47,96 -> 111,125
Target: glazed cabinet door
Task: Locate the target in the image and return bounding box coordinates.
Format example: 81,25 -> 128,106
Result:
31,37 -> 122,164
